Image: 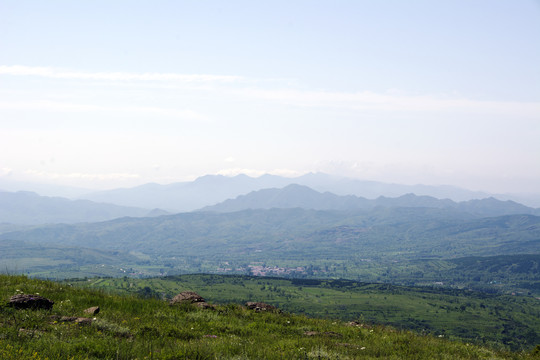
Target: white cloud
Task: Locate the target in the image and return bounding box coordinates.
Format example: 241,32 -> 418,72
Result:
236,87 -> 540,117
0,65 -> 244,83
3,65 -> 537,119
0,100 -> 205,120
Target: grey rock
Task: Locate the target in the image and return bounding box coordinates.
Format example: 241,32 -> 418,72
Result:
169,291 -> 205,305
8,294 -> 54,310
84,306 -> 100,315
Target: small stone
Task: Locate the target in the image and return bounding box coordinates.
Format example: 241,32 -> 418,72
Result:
8,294 -> 54,310
84,306 -> 100,315
245,301 -> 277,312
75,317 -> 94,325
170,291 -> 205,305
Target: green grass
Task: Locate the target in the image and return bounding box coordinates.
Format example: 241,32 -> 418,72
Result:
2,274 -> 538,359
68,274 -> 540,352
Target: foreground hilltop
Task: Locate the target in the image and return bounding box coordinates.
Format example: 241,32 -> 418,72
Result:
1,274 -> 538,359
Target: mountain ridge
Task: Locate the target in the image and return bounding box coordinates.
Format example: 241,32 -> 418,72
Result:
201,184 -> 540,217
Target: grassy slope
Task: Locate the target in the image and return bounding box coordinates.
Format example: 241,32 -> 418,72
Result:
69,274 -> 540,352
1,274 -> 537,360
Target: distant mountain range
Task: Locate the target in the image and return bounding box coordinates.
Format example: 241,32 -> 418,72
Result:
201,184 -> 540,217
2,177 -> 539,225
0,191 -> 167,225
79,173 -> 508,212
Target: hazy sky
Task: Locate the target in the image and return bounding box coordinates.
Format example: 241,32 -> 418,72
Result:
1,0 -> 539,194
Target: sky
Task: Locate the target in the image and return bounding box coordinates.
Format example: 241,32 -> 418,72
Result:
0,0 -> 539,194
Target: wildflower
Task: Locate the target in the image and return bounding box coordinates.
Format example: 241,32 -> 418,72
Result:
203,335 -> 218,338
360,347 -> 366,350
